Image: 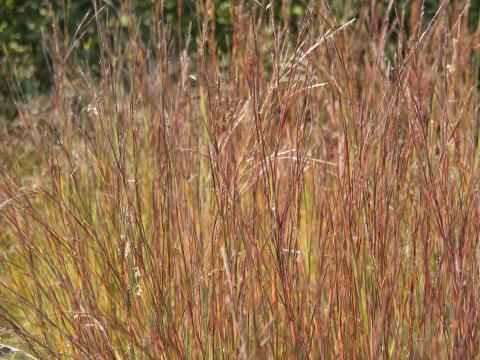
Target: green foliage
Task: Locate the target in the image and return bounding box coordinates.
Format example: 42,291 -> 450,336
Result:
0,0 -> 308,101
0,0 -> 92,117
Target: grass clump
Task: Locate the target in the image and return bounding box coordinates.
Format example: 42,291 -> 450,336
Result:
1,1 -> 480,358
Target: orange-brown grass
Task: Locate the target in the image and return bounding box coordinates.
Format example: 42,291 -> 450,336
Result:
1,1 -> 480,358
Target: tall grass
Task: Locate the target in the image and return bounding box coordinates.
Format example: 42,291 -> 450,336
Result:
1,1 -> 480,358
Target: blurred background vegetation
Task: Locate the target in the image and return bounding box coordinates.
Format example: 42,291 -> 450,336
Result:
1,0 -> 479,118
